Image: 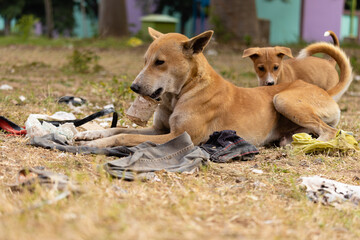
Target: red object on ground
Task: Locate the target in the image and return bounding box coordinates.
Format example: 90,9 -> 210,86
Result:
0,116 -> 27,136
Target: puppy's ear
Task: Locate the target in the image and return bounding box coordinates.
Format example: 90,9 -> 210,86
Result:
274,46 -> 293,58
148,27 -> 164,40
242,48 -> 260,60
183,30 -> 213,55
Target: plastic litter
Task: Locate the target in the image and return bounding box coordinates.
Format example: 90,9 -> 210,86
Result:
26,116 -> 77,141
57,96 -> 86,106
0,84 -> 13,90
25,108 -> 118,140
291,130 -> 359,154
126,95 -> 159,126
300,176 -> 360,206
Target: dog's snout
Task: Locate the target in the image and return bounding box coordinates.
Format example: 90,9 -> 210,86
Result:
130,84 -> 141,93
266,82 -> 274,86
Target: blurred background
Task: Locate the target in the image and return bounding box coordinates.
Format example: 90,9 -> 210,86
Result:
0,0 -> 359,45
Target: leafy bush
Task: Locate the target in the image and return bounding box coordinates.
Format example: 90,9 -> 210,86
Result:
15,14 -> 38,40
63,49 -> 104,74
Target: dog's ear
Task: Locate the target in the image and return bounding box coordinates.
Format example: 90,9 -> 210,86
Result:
183,30 -> 214,55
242,48 -> 260,59
274,46 -> 293,58
148,27 -> 164,40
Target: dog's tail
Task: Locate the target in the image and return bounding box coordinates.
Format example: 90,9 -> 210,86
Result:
324,30 -> 340,47
324,30 -> 340,66
297,42 -> 353,101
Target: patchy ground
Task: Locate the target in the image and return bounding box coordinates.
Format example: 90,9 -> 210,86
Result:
1,41 -> 360,240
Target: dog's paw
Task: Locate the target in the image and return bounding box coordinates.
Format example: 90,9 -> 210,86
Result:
74,130 -> 106,141
84,139 -> 112,148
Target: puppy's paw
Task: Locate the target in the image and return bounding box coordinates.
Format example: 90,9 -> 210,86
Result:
74,130 -> 106,141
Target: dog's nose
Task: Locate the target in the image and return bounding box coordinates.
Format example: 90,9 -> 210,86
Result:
130,84 -> 141,93
267,82 -> 274,86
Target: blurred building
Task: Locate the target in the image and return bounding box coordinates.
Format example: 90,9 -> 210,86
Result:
0,0 -> 358,45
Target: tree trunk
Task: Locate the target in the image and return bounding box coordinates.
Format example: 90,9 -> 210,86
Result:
210,0 -> 260,43
81,0 -> 88,38
99,0 -> 128,38
4,18 -> 11,36
44,0 -> 54,38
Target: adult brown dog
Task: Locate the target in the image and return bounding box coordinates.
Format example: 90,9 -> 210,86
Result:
75,28 -> 352,148
242,31 -> 341,95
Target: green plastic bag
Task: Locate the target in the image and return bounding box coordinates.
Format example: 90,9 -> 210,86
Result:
291,130 -> 360,154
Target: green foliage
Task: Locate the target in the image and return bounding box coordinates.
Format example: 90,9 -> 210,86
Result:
0,0 -> 25,19
350,55 -> 360,74
63,49 -> 104,74
244,35 -> 252,47
0,35 -> 132,49
272,164 -> 290,174
96,75 -> 136,112
15,15 -> 38,40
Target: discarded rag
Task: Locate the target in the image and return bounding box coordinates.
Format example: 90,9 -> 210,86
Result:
291,130 -> 359,154
200,130 -> 259,163
8,167 -> 79,193
300,176 -> 360,206
103,132 -> 209,181
30,130 -> 258,181
31,133 -> 134,157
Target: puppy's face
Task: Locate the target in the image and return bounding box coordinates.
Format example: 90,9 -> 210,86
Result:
243,47 -> 293,86
131,28 -> 213,100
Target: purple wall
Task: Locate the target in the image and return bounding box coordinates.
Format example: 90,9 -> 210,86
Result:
126,0 -> 143,34
302,0 -> 345,42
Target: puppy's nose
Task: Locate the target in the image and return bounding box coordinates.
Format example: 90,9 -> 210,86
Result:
130,84 -> 141,93
267,82 -> 274,86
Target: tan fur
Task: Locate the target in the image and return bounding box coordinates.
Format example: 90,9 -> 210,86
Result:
242,31 -> 341,91
297,42 -> 353,102
75,28 -> 351,148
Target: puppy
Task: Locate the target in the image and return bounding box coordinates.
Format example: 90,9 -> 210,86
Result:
243,31 -> 340,92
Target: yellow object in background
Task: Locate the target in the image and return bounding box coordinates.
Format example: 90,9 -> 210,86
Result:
127,37 -> 143,47
292,130 -> 360,154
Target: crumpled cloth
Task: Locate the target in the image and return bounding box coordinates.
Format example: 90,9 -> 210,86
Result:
200,130 -> 259,163
291,130 -> 359,154
103,132 -> 209,181
30,133 -> 134,157
300,176 -> 360,206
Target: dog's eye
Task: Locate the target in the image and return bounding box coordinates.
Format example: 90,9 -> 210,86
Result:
274,66 -> 279,71
258,66 -> 265,72
155,60 -> 165,66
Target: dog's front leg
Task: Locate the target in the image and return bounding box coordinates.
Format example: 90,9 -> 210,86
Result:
81,132 -> 178,148
75,127 -> 163,141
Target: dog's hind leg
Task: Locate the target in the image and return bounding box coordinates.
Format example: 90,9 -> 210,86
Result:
273,81 -> 340,142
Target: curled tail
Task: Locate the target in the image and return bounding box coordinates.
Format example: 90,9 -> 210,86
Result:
324,30 -> 340,47
297,42 -> 353,101
324,30 -> 340,66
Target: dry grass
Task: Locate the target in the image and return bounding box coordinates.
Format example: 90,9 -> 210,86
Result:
1,43 -> 360,240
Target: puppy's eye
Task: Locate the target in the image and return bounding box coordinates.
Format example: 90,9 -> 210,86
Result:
258,66 -> 265,71
274,65 -> 279,71
155,60 -> 165,66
